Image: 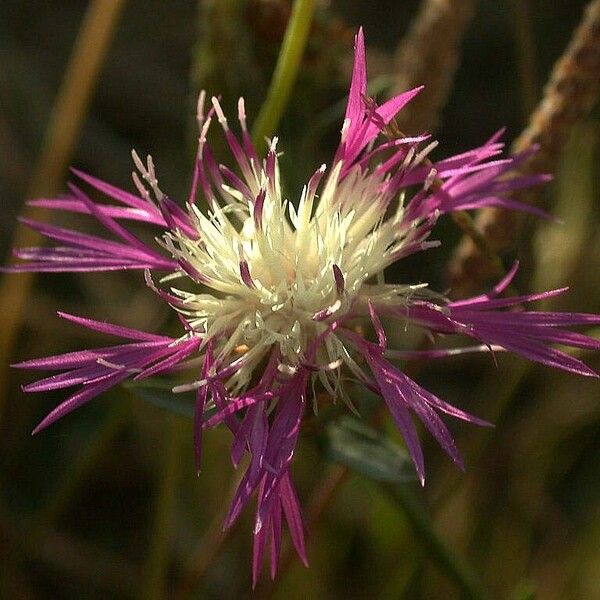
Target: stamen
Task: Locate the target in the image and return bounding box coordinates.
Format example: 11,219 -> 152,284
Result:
277,363 -> 297,376
237,97 -> 248,130
196,90 -> 207,131
303,357 -> 344,372
424,168 -> 438,191
211,96 -> 228,129
131,171 -> 152,203
414,141 -> 439,166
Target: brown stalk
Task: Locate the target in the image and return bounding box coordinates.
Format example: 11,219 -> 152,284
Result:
448,0 -> 600,297
392,0 -> 477,134
0,0 -> 127,420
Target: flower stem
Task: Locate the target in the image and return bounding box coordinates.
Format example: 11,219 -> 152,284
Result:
450,211 -> 509,282
0,0 -> 127,423
171,467 -> 248,600
251,0 -> 317,150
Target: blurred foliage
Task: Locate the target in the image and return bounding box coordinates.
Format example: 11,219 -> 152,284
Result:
0,0 -> 599,599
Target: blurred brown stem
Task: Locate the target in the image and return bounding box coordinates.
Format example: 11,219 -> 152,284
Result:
0,0 -> 127,422
391,0 -> 512,288
392,0 -> 477,133
448,0 -> 600,296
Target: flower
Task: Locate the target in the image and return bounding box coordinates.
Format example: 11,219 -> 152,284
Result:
7,28 -> 600,583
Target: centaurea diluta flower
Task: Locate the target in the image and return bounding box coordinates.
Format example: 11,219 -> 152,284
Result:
8,29 -> 600,583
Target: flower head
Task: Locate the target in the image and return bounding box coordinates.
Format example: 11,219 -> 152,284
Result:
8,29 -> 600,583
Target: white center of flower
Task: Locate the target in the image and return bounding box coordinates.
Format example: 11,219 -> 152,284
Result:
132,97 -> 437,393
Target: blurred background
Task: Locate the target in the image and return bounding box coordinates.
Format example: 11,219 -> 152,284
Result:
0,0 -> 599,598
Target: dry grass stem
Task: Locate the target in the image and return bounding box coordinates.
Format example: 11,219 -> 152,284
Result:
449,0 -> 600,296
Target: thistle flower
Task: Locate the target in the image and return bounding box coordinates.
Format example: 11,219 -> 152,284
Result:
8,29 -> 600,583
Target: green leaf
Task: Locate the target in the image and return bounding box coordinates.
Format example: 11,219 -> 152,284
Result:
326,416 -> 417,483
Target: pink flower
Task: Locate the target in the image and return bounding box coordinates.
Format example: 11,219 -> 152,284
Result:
7,29 -> 599,584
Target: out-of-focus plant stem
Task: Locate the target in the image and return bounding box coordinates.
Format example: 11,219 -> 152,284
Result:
449,0 -> 600,296
390,1 -> 514,289
171,468 -> 248,600
251,0 -> 317,150
532,120 -> 598,294
142,413 -> 185,600
446,0 -> 539,287
432,125 -> 600,585
0,0 -> 127,423
449,212 -> 508,280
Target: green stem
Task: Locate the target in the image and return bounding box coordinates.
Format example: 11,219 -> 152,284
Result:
251,0 -> 317,149
142,414 -> 185,600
